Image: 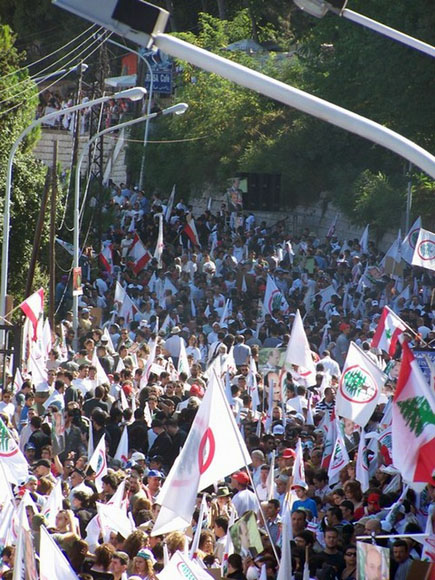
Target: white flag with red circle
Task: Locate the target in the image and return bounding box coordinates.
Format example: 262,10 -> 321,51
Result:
411,227 -> 435,272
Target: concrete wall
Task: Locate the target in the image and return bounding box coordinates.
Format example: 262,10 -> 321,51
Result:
32,128 -> 127,184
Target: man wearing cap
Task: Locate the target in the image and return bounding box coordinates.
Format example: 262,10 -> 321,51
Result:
231,471 -> 259,517
144,470 -> 164,502
292,482 -> 318,518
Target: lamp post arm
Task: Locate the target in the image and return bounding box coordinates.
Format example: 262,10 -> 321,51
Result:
154,33 -> 435,179
341,9 -> 435,58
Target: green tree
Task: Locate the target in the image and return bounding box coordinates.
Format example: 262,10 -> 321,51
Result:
0,25 -> 49,301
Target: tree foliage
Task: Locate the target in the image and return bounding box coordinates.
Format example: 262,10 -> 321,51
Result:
0,25 -> 49,300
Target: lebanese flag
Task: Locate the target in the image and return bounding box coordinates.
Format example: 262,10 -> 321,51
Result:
371,306 -> 407,356
184,213 -> 201,247
19,288 -> 44,341
99,243 -> 113,273
128,233 -> 151,274
114,426 -> 129,467
392,341 -> 435,482
152,372 -> 251,536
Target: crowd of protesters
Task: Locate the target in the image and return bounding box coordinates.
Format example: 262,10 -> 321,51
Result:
0,180 -> 434,580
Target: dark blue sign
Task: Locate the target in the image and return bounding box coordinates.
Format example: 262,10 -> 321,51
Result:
139,48 -> 173,94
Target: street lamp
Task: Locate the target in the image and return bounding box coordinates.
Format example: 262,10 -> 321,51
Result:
0,86 -> 147,337
104,37 -> 155,190
33,62 -> 89,83
72,102 -> 188,336
292,0 -> 435,58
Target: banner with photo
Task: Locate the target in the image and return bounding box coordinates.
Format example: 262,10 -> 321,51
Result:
229,510 -> 263,557
357,541 -> 390,580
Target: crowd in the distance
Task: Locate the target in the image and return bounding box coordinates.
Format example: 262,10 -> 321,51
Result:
0,181 -> 433,580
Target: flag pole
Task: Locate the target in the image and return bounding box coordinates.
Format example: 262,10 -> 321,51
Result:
212,369 -> 281,564
386,306 -> 430,348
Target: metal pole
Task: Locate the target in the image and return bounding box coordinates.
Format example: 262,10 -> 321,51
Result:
0,88 -> 146,347
153,33 -> 435,179
341,9 -> 435,59
405,162 -> 412,233
49,141 -> 58,328
105,38 -> 154,189
73,102 -> 187,335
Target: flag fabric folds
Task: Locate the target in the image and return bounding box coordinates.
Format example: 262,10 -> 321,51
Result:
371,306 -> 407,356
336,342 -> 385,427
19,288 -> 44,342
284,310 -> 316,386
411,227 -> 435,272
39,525 -> 79,580
152,373 -> 251,536
392,341 -> 435,483
88,434 -> 108,492
401,216 -> 422,264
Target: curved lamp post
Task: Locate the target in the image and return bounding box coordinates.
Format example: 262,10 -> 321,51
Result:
293,0 -> 435,58
0,86 -> 147,336
72,101 -> 188,335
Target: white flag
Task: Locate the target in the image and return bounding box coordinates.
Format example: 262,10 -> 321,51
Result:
411,227 -> 435,272
359,225 -> 369,254
177,337 -> 191,377
96,501 -> 133,542
284,310 -> 316,385
0,418 -> 28,485
157,551 -> 214,580
355,429 -> 369,492
91,350 -> 111,387
327,422 -> 350,484
292,438 -> 306,489
318,285 -> 338,311
39,525 -> 79,580
401,216 -> 421,264
154,213 -> 164,268
336,342 -> 386,427
41,479 -> 63,528
165,184 -> 176,222
152,373 -> 251,536
114,426 -> 129,467
88,435 -> 108,492
263,275 -> 289,316
190,495 -> 209,558
276,502 -> 292,580
13,495 -> 38,580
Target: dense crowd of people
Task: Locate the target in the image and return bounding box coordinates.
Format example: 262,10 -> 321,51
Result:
0,180 -> 434,580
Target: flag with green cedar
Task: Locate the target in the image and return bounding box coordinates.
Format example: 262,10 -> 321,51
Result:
392,341 -> 435,482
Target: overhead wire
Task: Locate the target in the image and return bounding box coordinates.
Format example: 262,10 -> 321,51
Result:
0,26 -> 103,101
0,23 -> 97,81
0,31 -> 111,119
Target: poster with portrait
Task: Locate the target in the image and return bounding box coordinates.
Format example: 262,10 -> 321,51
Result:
357,541 -> 390,580
258,348 -> 287,402
229,510 -> 263,557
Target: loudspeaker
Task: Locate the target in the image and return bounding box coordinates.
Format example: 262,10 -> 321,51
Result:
241,173 -> 281,211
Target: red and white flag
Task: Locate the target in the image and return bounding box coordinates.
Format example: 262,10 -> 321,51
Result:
152,373 -> 251,536
392,341 -> 435,483
128,233 -> 151,274
184,212 -> 201,247
336,342 -> 385,427
401,216 -> 422,264
19,288 -> 44,342
99,243 -> 113,273
285,310 -> 316,386
411,227 -> 435,272
371,306 -> 407,356
318,285 -> 339,312
114,426 -> 129,467
0,417 -> 28,484
88,434 -> 108,492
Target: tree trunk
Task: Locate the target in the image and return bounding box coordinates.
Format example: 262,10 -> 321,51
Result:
217,0 -> 226,19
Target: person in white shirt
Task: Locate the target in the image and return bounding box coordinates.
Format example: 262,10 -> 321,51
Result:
319,350 -> 341,377
231,471 -> 259,517
255,464 -> 273,501
0,391 -> 15,423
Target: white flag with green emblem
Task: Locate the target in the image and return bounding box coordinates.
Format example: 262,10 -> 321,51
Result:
263,274 -> 289,316
411,227 -> 435,272
0,418 -> 28,485
336,342 -> 386,427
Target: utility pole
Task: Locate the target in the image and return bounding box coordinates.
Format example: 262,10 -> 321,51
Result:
49,142 -> 58,328
25,166 -> 51,298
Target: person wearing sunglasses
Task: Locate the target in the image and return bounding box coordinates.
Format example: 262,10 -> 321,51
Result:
341,545 -> 357,580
